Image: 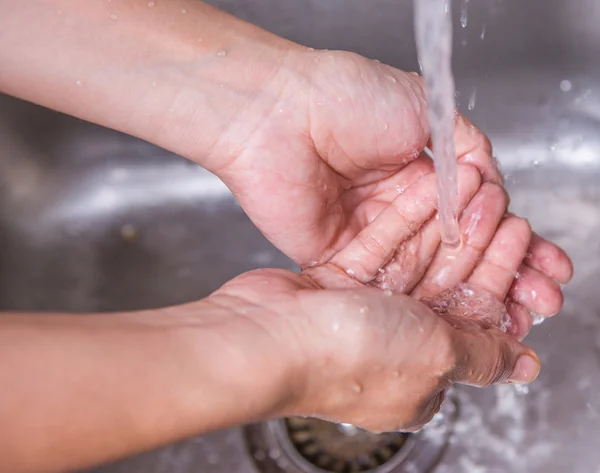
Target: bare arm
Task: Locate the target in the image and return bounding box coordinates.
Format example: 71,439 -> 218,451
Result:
0,298 -> 302,473
0,0 -> 305,172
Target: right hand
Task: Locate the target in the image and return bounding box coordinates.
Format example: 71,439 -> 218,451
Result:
211,269 -> 541,433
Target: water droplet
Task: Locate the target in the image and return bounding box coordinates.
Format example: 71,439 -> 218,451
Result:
387,75 -> 397,84
513,383 -> 530,395
460,0 -> 469,28
352,382 -> 363,393
181,8 -> 187,13
120,224 -> 138,241
394,184 -> 404,194
468,89 -> 477,110
532,160 -> 541,168
560,80 -> 572,92
531,290 -> 538,300
109,13 -> 118,20
148,1 -> 155,6
480,24 -> 486,40
76,80 -> 81,86
216,50 -> 227,57
346,268 -> 356,277
378,267 -> 385,273
531,313 -> 545,325
268,449 -> 281,460
359,306 -> 368,314
332,321 -> 340,332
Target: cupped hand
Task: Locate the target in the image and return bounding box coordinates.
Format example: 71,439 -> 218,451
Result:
216,49 -> 572,326
211,268 -> 540,433
303,158 -> 572,339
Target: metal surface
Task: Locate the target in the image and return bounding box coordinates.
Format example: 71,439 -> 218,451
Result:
242,402 -> 455,473
1,0 -> 599,472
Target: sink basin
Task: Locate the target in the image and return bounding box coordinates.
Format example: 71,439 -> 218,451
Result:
2,0 -> 600,472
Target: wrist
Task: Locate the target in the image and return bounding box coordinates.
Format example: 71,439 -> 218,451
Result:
154,31 -> 309,174
195,291 -> 309,421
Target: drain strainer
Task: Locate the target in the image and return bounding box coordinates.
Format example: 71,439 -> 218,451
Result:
284,417 -> 409,472
244,394 -> 458,473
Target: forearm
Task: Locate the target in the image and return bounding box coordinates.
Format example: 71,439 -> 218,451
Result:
0,298 -> 299,473
0,0 -> 306,171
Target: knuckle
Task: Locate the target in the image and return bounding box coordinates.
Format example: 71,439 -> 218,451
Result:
483,182 -> 509,208
506,216 -> 533,242
479,336 -> 512,386
354,231 -> 392,263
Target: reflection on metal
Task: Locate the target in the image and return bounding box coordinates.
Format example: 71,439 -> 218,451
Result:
283,417 -> 410,472
244,397 -> 457,473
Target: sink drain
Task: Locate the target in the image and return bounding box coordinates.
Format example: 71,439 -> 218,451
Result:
285,417 -> 410,473
244,394 -> 458,473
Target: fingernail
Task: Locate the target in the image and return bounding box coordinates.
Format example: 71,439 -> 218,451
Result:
509,353 -> 541,384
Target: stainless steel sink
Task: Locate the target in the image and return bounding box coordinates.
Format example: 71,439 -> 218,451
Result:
2,0 -> 600,472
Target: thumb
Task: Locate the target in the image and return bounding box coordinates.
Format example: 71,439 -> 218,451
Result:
451,328 -> 541,387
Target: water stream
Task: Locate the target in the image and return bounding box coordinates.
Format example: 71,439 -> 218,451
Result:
414,0 -> 461,247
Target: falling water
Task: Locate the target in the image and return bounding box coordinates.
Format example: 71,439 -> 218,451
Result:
414,0 -> 461,247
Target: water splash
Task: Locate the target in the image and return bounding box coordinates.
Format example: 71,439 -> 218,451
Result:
421,283 -> 512,332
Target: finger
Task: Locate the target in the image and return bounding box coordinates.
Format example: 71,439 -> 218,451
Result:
525,232 -> 574,284
372,164 -> 481,293
349,154 -> 435,224
412,182 -> 508,299
451,327 -> 541,386
454,113 -> 503,185
467,216 -> 532,301
506,298 -> 534,340
509,265 -> 564,317
329,165 -> 479,284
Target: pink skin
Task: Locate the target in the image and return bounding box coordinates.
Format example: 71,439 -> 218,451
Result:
303,157 -> 571,340
219,51 -> 571,339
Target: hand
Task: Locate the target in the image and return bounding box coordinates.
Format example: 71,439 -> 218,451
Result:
212,268 -> 541,433
302,158 -> 571,339
216,49 -> 572,324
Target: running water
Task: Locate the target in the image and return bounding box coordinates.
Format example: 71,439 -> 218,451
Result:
414,0 -> 461,247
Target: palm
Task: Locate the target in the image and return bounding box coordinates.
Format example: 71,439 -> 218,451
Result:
223,52 -> 435,266
220,50 -> 572,340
